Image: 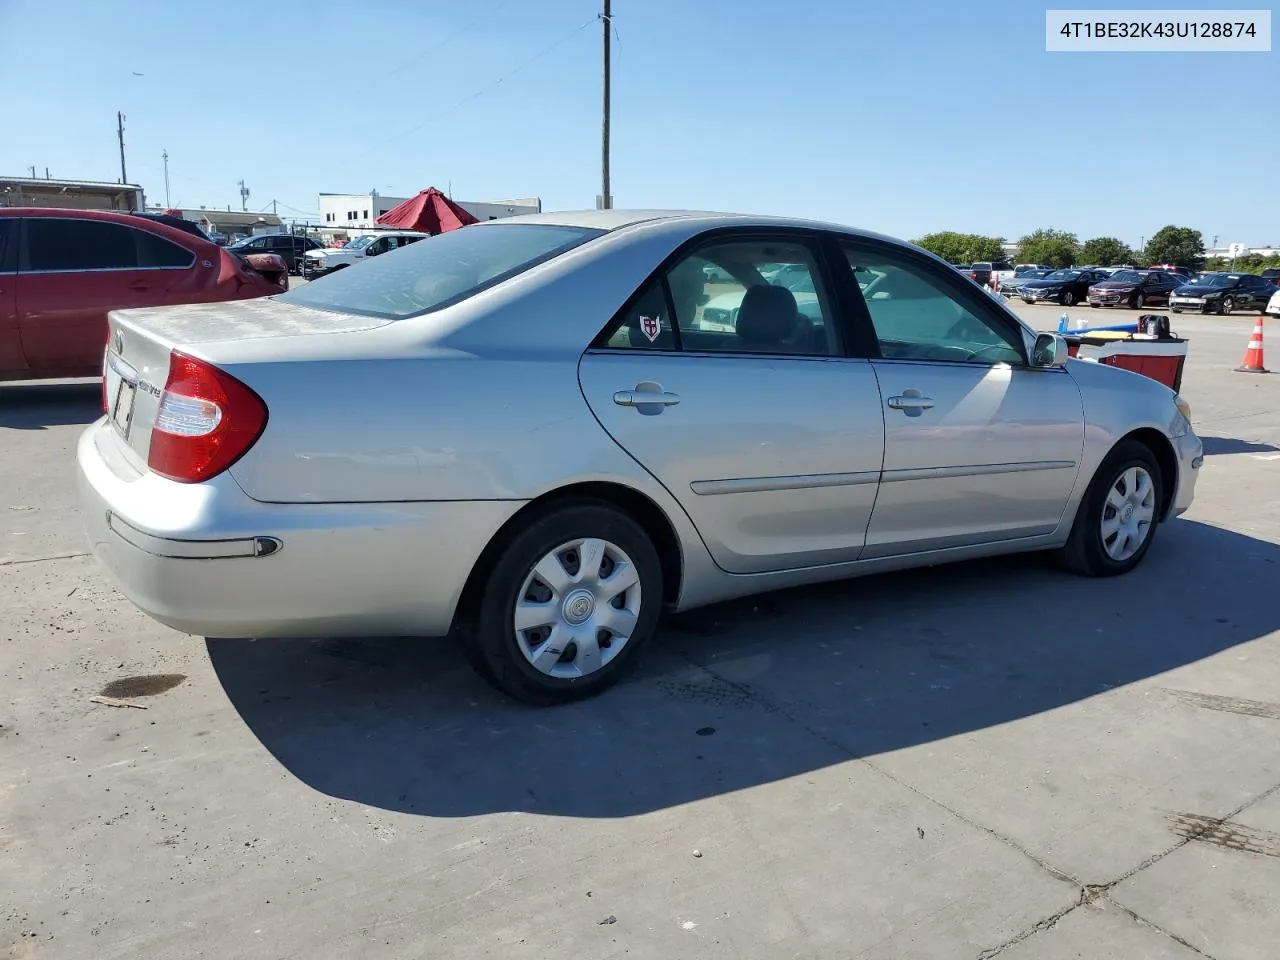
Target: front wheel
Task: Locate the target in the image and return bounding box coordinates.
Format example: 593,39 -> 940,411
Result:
1131,293 -> 1146,310
466,501 -> 663,705
1171,308 -> 1183,314
1061,291 -> 1076,306
1219,296 -> 1234,315
1057,440 -> 1163,577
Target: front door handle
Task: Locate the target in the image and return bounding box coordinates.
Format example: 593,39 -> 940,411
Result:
887,395 -> 935,411
129,281 -> 153,291
613,381 -> 680,409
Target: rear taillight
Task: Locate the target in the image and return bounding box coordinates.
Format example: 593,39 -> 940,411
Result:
147,351 -> 268,484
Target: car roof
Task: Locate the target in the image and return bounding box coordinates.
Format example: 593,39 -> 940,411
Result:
473,208 -> 908,247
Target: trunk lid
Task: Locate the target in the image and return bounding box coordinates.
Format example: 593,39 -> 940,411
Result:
102,297 -> 393,469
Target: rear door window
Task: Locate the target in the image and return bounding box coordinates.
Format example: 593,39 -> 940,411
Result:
135,229 -> 195,268
24,218 -> 139,271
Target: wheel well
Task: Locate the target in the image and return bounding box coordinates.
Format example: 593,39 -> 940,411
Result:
450,482 -> 685,634
1117,428 -> 1177,520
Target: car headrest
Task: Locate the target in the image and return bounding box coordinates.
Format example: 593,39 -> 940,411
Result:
736,285 -> 799,346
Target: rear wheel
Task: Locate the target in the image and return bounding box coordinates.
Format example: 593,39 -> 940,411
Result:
1057,440 -> 1162,577
465,502 -> 663,705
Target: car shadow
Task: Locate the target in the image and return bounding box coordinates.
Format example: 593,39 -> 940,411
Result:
207,518 -> 1278,819
0,382 -> 101,430
1199,435 -> 1279,456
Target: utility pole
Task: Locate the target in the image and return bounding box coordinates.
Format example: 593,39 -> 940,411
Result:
238,179 -> 250,212
272,199 -> 277,216
600,0 -> 612,209
162,149 -> 171,208
28,165 -> 35,178
117,111 -> 128,185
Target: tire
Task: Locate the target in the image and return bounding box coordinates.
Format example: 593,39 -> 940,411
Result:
1057,440 -> 1163,577
1061,291 -> 1076,306
465,501 -> 663,705
1130,293 -> 1145,310
1219,296 -> 1234,316
1090,303 -> 1100,308
1171,308 -> 1182,314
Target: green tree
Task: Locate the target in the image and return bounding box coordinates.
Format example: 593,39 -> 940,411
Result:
1143,226 -> 1206,269
913,231 -> 1006,264
1079,236 -> 1135,266
1016,228 -> 1080,268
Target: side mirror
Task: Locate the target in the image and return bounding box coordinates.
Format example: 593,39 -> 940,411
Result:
1033,332 -> 1070,368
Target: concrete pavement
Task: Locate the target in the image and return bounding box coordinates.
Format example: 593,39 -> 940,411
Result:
3,301 -> 1279,959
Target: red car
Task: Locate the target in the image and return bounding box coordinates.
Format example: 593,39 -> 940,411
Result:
0,208 -> 287,381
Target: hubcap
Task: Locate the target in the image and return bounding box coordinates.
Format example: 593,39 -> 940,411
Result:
1100,466 -> 1156,562
513,537 -> 642,679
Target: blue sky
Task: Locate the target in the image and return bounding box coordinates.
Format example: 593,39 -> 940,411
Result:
1,0 -> 1275,247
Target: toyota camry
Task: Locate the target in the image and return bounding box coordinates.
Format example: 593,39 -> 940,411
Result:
78,210 -> 1203,704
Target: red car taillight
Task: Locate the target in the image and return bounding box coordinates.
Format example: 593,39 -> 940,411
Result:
147,351 -> 268,484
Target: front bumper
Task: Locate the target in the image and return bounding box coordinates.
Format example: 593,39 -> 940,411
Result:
76,420 -> 523,638
1087,293 -> 1129,306
1023,290 -> 1061,302
1168,429 -> 1204,520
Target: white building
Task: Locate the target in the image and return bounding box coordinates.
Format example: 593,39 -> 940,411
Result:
317,192 -> 541,230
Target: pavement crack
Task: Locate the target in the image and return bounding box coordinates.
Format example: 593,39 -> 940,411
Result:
1107,899 -> 1219,959
0,551 -> 90,566
657,641 -> 1081,890
975,900 -> 1082,960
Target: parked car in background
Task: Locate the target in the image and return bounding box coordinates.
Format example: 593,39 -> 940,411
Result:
1021,268 -> 1110,306
301,230 -> 428,277
1087,269 -> 1181,310
1000,267 -> 1053,297
970,260 -> 1015,288
77,209 -> 1202,704
1261,268 -> 1280,287
127,212 -> 211,241
0,208 -> 287,382
1148,264 -> 1192,279
1267,288 -> 1280,316
1014,263 -> 1048,274
1169,272 -> 1277,315
227,233 -> 325,275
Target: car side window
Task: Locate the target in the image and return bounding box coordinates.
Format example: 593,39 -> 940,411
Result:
600,239 -> 840,356
0,219 -> 14,270
842,245 -> 1025,365
605,281 -> 678,350
25,218 -> 139,272
135,229 -> 195,268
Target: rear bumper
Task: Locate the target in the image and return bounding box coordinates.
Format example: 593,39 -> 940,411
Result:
76,420 -> 523,638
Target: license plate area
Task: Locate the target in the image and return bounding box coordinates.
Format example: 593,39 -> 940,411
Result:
105,352 -> 139,440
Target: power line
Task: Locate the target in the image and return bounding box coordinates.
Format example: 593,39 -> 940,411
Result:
385,1 -> 512,79
350,14 -> 599,163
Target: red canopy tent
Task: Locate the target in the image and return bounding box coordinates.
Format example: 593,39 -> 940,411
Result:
375,187 -> 478,235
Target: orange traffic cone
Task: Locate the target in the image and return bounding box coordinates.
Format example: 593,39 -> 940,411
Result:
1236,316 -> 1269,373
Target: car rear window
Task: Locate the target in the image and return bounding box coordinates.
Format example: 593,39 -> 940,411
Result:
278,223 -> 605,319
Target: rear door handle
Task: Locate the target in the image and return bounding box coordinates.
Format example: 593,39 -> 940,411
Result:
887,395 -> 935,410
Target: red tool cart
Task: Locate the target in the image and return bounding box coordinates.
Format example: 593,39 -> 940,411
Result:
1063,315 -> 1188,392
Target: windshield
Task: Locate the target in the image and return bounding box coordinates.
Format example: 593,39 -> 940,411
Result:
345,236 -> 375,250
1044,270 -> 1079,281
278,223 -> 605,320
1107,270 -> 1143,283
1187,273 -> 1234,287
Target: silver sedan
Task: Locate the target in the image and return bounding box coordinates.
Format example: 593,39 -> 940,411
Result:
78,210 -> 1204,704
